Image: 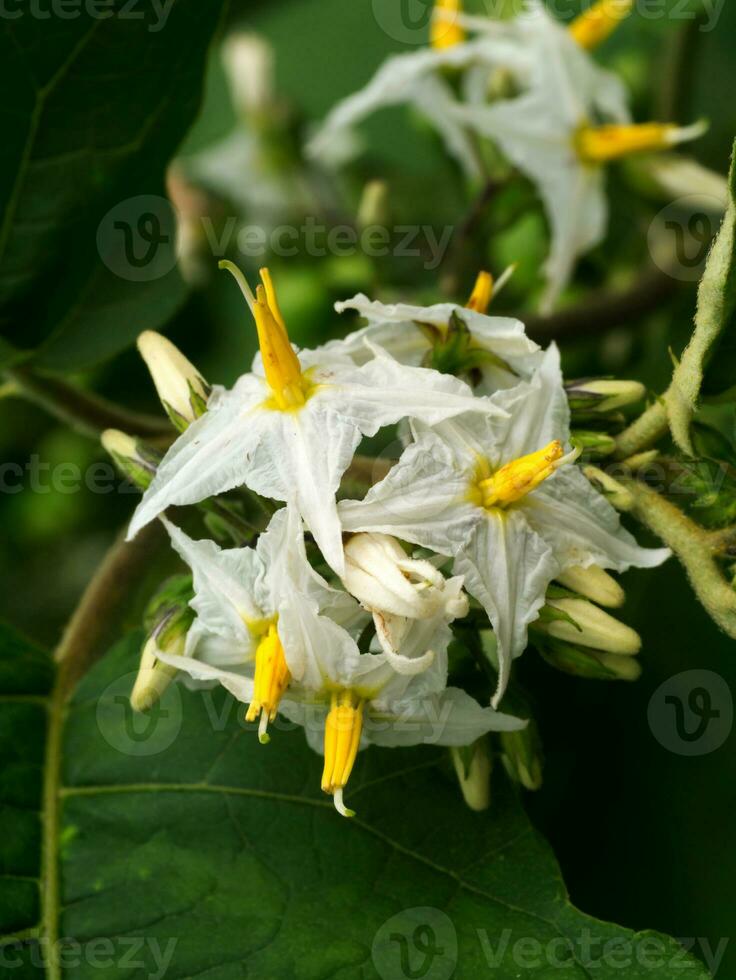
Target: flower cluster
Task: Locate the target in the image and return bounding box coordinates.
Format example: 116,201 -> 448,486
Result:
308,0 -> 706,310
110,261 -> 668,815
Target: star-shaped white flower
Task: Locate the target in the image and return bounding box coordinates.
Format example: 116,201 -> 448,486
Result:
329,281 -> 542,393
338,345 -> 670,705
128,265 -> 507,575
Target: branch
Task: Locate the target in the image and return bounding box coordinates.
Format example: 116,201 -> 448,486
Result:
7,366 -> 171,440
523,265 -> 679,342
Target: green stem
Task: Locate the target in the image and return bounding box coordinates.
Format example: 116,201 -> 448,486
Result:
40,522 -> 166,977
613,399 -> 669,459
619,475 -> 736,638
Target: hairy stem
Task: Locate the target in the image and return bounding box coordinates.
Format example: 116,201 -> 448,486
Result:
618,475 -> 736,638
613,400 -> 669,459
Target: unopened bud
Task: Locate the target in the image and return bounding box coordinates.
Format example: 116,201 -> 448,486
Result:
451,739 -> 492,812
357,180 -> 389,229
631,153 -> 728,210
556,565 -> 625,608
566,378 -> 646,414
500,723 -> 543,791
538,597 -> 641,655
222,32 -> 274,118
583,466 -> 634,511
571,430 -> 616,458
101,429 -> 161,490
130,635 -> 180,712
539,639 -> 642,682
137,331 -> 210,431
132,576 -> 196,711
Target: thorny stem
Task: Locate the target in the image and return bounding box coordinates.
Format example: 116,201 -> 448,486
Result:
616,475 -> 736,638
41,522 -> 166,978
7,366 -> 171,441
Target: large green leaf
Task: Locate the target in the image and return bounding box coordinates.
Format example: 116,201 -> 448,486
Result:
0,629 -> 710,978
0,0 -> 227,373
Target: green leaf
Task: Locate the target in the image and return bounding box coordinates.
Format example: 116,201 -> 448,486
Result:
0,630 -> 711,978
668,139 -> 736,454
0,0 -> 227,373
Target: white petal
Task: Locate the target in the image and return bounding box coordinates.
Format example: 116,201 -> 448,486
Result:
154,649 -> 255,704
485,344 -> 570,462
338,432 -> 481,556
161,517 -> 261,643
525,466 -> 671,572
455,509 -> 558,707
276,593 -> 363,689
127,378 -> 266,539
366,687 -> 526,747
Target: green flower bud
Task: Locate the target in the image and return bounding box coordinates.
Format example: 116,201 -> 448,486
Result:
101,429 -> 161,490
556,565 -> 625,608
132,576 -> 196,712
500,722 -> 543,791
571,430 -> 617,458
538,639 -> 642,682
566,378 -> 646,414
451,739 -> 492,812
137,331 -> 210,431
536,597 -> 641,655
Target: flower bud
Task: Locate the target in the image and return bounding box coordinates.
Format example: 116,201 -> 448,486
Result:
537,597 -> 641,655
566,378 -> 646,414
571,430 -> 616,458
539,639 -> 642,682
451,739 -> 492,812
630,153 -> 728,210
101,429 -> 161,490
583,466 -> 634,511
500,723 -> 543,791
357,180 -> 389,229
132,576 -> 196,712
222,32 -> 274,118
556,565 -> 625,608
137,331 -> 210,431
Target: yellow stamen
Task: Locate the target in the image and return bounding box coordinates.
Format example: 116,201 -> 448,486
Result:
477,440 -> 580,508
575,121 -> 706,164
219,261 -> 307,411
245,624 -> 290,743
569,0 -> 633,50
466,271 -> 494,315
431,0 -> 465,50
321,690 -> 364,816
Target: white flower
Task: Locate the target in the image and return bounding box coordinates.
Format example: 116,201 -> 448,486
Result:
127,265 -> 507,576
450,1 -> 705,309
157,506 -> 362,741
328,281 -> 541,393
306,34 -> 529,181
338,345 -> 669,705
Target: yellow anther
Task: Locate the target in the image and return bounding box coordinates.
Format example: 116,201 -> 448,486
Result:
245,624 -> 290,743
431,0 -> 465,50
219,261 -> 308,411
575,121 -> 705,164
466,271 -> 494,315
569,0 -> 633,50
478,440 -> 579,508
321,690 -> 364,816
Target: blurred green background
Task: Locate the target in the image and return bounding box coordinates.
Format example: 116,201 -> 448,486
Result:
1,0 -> 734,972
